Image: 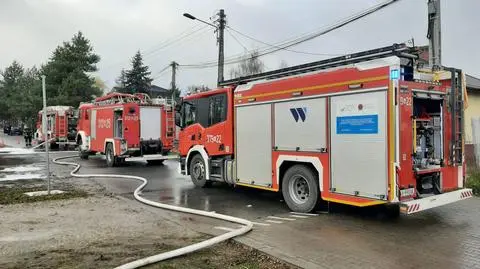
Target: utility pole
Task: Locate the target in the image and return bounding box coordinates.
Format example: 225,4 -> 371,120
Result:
427,0 -> 441,70
170,61 -> 178,101
41,75 -> 50,195
183,9 -> 226,86
216,9 -> 226,86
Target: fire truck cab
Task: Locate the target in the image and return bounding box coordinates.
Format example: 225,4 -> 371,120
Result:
34,106 -> 78,149
177,44 -> 473,214
76,92 -> 175,166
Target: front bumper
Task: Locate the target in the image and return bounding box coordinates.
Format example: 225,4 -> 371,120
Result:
400,188 -> 473,214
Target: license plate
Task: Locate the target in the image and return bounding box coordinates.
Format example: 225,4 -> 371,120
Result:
400,188 -> 415,198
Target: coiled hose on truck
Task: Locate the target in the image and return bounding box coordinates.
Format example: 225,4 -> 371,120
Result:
52,155 -> 253,269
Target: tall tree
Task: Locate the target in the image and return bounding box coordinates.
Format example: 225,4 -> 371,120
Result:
114,69 -> 127,93
229,50 -> 265,79
0,61 -> 25,122
41,31 -> 102,106
124,51 -> 153,94
0,62 -> 41,126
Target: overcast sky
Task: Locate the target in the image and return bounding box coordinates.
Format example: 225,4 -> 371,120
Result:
1,0 -> 479,91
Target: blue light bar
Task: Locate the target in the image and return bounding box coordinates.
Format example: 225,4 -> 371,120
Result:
390,69 -> 400,80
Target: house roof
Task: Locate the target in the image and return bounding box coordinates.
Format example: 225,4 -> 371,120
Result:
466,74 -> 480,90
149,85 -> 169,94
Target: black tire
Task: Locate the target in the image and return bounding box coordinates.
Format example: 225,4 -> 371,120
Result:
147,160 -> 164,166
282,165 -> 320,213
106,143 -> 117,167
189,154 -> 210,188
78,139 -> 89,160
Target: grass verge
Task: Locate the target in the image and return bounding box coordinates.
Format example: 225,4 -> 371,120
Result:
0,186 -> 88,205
466,170 -> 480,195
3,239 -> 296,269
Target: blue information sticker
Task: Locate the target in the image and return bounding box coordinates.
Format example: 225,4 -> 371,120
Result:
336,115 -> 378,134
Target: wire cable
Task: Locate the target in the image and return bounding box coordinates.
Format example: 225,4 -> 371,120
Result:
179,0 -> 400,69
226,28 -> 248,52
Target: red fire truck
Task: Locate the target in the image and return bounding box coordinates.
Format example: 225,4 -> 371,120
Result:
76,92 -> 175,166
177,44 -> 473,214
34,106 -> 78,149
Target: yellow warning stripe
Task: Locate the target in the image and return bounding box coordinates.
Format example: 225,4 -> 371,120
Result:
323,197 -> 387,207
235,75 -> 389,101
235,182 -> 278,192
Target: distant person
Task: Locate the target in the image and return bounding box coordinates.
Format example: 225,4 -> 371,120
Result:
24,126 -> 33,147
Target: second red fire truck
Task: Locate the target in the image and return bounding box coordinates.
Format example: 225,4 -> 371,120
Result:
176,44 -> 473,214
76,92 -> 175,166
34,106 -> 78,149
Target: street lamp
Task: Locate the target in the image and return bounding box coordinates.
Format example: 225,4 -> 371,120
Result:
183,13 -> 218,29
183,10 -> 226,86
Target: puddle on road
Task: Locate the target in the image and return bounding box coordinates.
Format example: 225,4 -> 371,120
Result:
0,150 -> 46,182
2,166 -> 43,173
0,173 -> 45,182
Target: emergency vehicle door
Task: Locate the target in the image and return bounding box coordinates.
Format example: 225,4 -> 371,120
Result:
114,110 -> 123,138
329,90 -> 389,200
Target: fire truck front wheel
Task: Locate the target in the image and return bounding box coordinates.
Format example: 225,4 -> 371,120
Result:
282,165 -> 319,213
106,143 -> 118,167
189,154 -> 211,188
78,143 -> 89,160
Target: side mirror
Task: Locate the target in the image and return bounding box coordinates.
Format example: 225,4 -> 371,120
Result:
175,98 -> 183,112
175,112 -> 182,128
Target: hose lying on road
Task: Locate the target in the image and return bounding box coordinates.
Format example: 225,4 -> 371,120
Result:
52,155 -> 253,269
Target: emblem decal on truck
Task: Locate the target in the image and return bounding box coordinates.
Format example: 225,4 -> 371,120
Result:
98,118 -> 111,129
290,107 -> 307,122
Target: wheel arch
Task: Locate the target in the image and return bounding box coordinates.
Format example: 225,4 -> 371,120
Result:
104,138 -> 115,155
76,131 -> 89,151
276,155 -> 323,192
185,145 -> 210,180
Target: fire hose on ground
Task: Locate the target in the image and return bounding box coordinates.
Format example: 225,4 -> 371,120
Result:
52,155 -> 253,269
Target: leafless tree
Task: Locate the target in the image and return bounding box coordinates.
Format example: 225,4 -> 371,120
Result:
229,50 -> 265,79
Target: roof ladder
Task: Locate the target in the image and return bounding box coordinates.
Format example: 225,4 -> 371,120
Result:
165,97 -> 175,138
448,68 -> 464,165
219,43 -> 418,86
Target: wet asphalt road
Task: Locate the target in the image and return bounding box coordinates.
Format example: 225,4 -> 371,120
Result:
2,147 -> 480,269
68,156 -> 480,269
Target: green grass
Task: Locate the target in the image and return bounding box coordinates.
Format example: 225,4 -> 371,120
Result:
0,186 -> 88,205
466,170 -> 480,196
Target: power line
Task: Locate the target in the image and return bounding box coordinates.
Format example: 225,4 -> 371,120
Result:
179,0 -> 400,69
143,25 -> 210,60
226,28 -> 248,51
151,65 -> 171,81
226,26 -> 341,57
101,23 -> 208,70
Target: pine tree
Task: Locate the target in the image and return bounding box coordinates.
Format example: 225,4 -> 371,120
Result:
114,69 -> 127,92
125,51 -> 153,94
41,31 -> 102,106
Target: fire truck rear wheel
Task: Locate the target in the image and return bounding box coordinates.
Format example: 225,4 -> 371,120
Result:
106,143 -> 118,167
189,154 -> 211,188
282,165 -> 319,213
